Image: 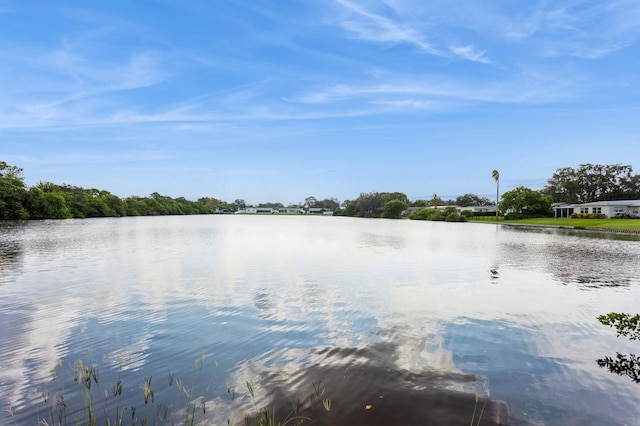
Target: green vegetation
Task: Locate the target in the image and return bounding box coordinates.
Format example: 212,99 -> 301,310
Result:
491,163 -> 640,220
335,192 -> 409,218
492,169 -> 499,221
18,351 -> 330,426
0,161 -> 29,220
597,313 -> 640,383
409,206 -> 468,222
500,186 -> 552,219
455,193 -> 491,207
445,212 -> 467,222
466,216 -> 504,222
3,160 -> 640,224
382,199 -> 408,219
303,196 -> 339,211
544,164 -> 640,203
0,162 -> 224,220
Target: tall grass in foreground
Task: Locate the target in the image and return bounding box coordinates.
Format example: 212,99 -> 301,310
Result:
470,381 -> 490,426
6,350 -> 330,426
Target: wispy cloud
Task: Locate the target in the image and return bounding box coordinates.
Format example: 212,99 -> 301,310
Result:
295,71 -> 576,107
0,26 -> 172,130
0,0 -> 633,134
333,0 -> 439,54
0,65 -> 578,131
448,45 -> 491,64
332,0 -> 494,63
502,0 -> 640,59
334,0 -> 640,62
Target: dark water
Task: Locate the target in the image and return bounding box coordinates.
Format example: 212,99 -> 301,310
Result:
1,216 -> 639,425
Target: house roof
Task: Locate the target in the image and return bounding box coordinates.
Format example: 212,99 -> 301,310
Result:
575,200 -> 640,207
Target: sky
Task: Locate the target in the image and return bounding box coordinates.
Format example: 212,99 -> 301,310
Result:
1,0 -> 640,205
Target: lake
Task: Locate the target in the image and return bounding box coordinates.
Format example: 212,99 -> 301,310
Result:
1,215 -> 639,425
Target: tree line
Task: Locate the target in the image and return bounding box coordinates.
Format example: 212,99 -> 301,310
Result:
499,163 -> 640,219
0,160 -> 491,221
2,161 -> 639,221
0,161 -> 224,220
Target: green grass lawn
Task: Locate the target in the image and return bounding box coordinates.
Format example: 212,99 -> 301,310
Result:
469,216 -> 640,231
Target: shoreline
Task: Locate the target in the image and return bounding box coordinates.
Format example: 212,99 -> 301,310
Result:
481,221 -> 640,235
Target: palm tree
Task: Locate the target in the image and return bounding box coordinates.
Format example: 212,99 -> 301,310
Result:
492,170 -> 500,220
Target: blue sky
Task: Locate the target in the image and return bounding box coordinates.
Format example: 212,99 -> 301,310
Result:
1,1 -> 639,204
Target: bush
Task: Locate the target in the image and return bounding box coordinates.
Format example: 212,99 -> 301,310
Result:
572,213 -> 608,219
445,212 -> 468,222
614,213 -> 639,219
409,208 -> 444,221
460,210 -> 473,217
383,199 -> 408,219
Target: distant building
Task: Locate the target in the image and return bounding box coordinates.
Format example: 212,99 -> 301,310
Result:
278,207 -> 305,214
552,203 -> 574,218
553,200 -> 640,218
235,207 -> 274,214
461,205 -> 497,213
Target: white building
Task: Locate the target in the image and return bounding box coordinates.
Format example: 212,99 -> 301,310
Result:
553,200 -> 640,218
460,205 -> 497,213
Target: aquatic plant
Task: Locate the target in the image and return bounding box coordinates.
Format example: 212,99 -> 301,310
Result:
17,350 -> 330,426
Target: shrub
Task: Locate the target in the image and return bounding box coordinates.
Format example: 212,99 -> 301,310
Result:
409,208 -> 444,221
383,199 -> 408,219
445,212 -> 468,222
460,210 -> 473,217
574,213 -> 607,219
614,213 -> 639,219
589,213 -> 607,219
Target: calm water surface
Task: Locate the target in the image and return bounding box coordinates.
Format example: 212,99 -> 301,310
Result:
1,216 -> 639,425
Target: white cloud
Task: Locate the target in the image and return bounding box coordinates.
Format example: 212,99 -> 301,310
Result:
448,45 -> 491,64
502,0 -> 640,59
296,70 -> 576,107
333,0 -> 440,55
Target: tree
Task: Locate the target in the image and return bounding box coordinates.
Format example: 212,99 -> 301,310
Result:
455,193 -> 491,207
0,161 -> 29,219
303,196 -> 318,208
25,187 -> 72,219
410,199 -> 429,207
124,196 -> 150,216
383,199 -> 408,219
345,192 -> 409,217
429,194 -> 444,206
315,198 -> 339,211
197,197 -> 222,213
597,313 -> 640,383
544,164 -> 640,203
500,186 -> 552,217
492,170 -> 500,219
337,199 -> 358,216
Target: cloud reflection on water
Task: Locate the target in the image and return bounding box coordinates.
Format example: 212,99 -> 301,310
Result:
227,340 -> 522,426
1,217 -> 639,424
